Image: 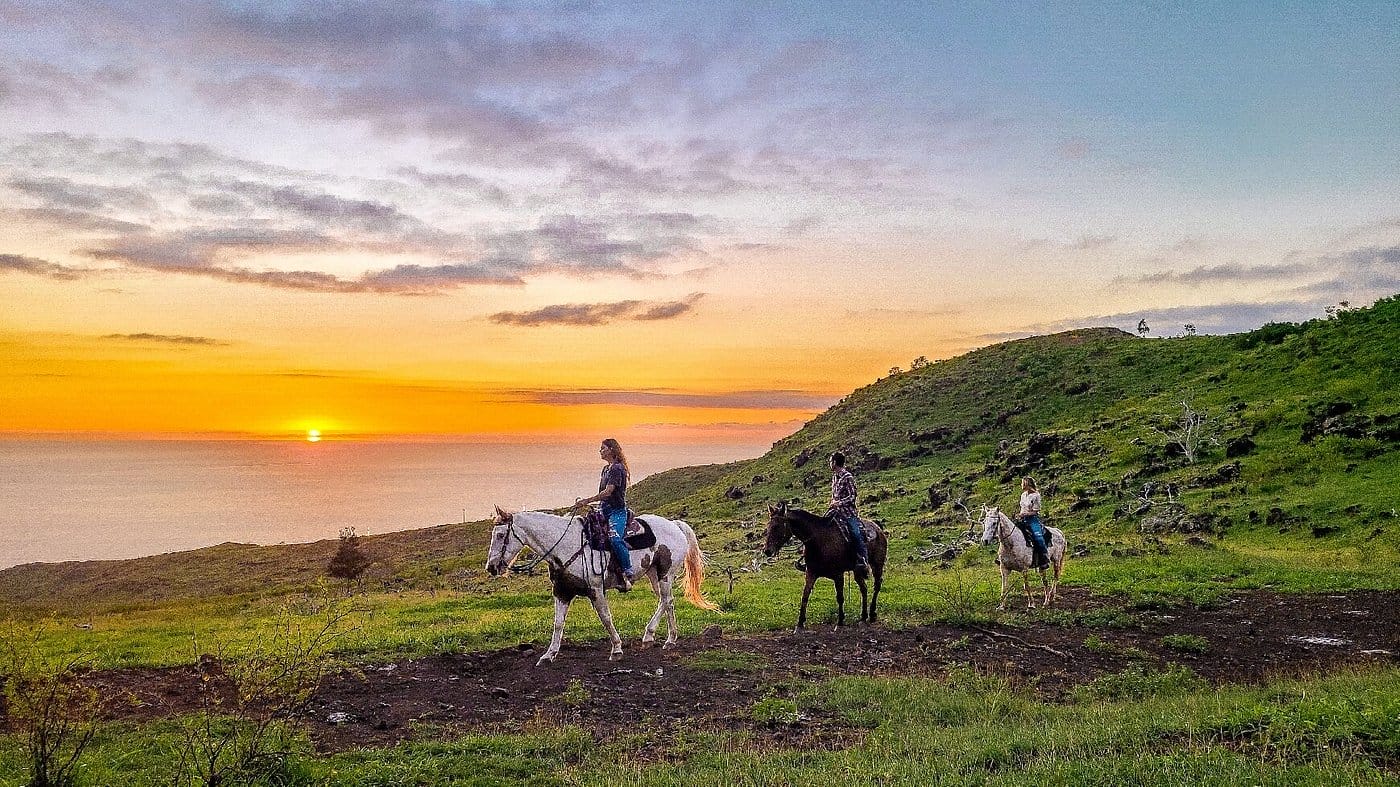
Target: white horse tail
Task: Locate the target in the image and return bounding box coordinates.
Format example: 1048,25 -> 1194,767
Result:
677,520 -> 720,611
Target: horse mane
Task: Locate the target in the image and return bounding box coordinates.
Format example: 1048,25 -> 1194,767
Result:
783,507 -> 832,528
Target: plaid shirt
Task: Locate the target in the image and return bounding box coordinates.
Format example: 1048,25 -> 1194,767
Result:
828,468 -> 858,521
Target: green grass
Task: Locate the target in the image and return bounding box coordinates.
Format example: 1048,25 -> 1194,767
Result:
4,669 -> 1394,786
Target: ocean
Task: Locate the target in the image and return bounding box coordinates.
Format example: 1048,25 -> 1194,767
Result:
0,439 -> 771,569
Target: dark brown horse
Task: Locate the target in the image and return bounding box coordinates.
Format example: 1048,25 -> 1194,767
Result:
763,502 -> 886,630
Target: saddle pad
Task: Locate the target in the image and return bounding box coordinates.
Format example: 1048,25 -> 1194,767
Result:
624,514 -> 657,550
859,518 -> 880,541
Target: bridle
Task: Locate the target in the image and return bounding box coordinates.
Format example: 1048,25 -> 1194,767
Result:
495,514 -> 579,574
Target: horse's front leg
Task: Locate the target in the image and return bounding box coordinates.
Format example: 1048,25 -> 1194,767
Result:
796,573 -> 817,631
1022,570 -> 1035,610
834,574 -> 846,629
853,572 -> 869,622
538,596 -> 570,666
997,565 -> 1010,611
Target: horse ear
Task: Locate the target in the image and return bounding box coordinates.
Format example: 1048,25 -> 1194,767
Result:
493,505 -> 512,523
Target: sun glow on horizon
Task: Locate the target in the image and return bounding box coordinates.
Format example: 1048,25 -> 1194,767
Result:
307,429 -> 321,442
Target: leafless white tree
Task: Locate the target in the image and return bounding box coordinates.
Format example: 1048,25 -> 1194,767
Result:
1150,397 -> 1219,464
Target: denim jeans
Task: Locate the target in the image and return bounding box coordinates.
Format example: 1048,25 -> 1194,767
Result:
603,507 -> 633,574
846,515 -> 869,564
1025,514 -> 1048,552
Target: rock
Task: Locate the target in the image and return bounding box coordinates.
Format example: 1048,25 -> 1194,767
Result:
490,686 -> 510,698
1225,435 -> 1255,458
1311,525 -> 1340,538
1140,504 -> 1206,534
1026,432 -> 1061,458
792,448 -> 815,468
926,486 -> 947,509
326,712 -> 354,724
724,485 -> 746,500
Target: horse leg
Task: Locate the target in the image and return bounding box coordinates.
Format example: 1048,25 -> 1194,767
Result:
834,574 -> 846,629
1048,556 -> 1063,606
997,565 -> 1010,611
796,573 -> 817,631
869,563 -> 883,623
538,596 -> 570,666
853,571 -> 869,622
642,573 -> 664,646
660,577 -> 679,649
588,592 -> 624,661
1022,570 -> 1034,610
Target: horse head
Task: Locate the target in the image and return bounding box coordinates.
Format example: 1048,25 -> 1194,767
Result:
762,502 -> 793,557
980,507 -> 1002,545
485,506 -> 525,576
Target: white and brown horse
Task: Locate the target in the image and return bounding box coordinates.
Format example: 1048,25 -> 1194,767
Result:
486,507 -> 718,666
980,507 -> 1066,610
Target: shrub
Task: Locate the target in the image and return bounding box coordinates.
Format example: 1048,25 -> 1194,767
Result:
1074,663 -> 1207,702
0,622 -> 101,787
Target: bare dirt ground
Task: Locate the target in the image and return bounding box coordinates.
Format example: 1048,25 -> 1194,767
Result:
85,589 -> 1399,753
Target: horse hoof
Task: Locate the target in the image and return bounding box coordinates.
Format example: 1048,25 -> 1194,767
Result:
640,638 -> 656,648
662,641 -> 676,650
536,655 -> 555,667
609,651 -> 623,661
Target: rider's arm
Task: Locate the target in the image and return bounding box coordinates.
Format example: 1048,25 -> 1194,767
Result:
576,484 -> 616,506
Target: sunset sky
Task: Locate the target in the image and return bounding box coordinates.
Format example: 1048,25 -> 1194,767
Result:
3,1 -> 1398,441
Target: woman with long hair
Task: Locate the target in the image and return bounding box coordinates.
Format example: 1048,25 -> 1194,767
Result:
575,438 -> 636,589
1019,476 -> 1049,569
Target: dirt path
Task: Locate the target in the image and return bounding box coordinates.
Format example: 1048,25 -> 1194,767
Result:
86,589 -> 1399,753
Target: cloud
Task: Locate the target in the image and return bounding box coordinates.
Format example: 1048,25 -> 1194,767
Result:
1070,234 -> 1116,250
7,175 -> 155,212
102,333 -> 227,346
1128,260 -> 1315,285
1124,245 -> 1399,301
505,388 -> 837,410
490,294 -> 704,327
1058,138 -> 1092,160
0,253 -> 91,280
394,166 -> 511,207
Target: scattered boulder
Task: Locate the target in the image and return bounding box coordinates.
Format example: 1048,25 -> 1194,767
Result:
1140,504 -> 1207,534
1026,432 -> 1061,458
926,486 -> 947,509
791,448 -> 815,468
724,485 -> 746,500
1225,435 -> 1256,458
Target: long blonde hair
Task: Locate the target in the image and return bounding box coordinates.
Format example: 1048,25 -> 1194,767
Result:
602,438 -> 630,481
1022,476 -> 1038,492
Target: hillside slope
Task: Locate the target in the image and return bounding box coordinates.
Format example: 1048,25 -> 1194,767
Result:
4,295 -> 1396,608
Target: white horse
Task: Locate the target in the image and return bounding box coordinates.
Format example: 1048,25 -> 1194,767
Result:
485,507 -> 718,666
980,507 -> 1067,610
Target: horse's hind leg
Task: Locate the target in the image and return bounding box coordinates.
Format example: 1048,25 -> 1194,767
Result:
641,574 -> 664,646
660,576 -> 679,648
1022,571 -> 1035,609
588,593 -> 625,661
538,596 -> 571,666
834,574 -> 846,628
869,565 -> 883,623
997,567 -> 1010,611
854,572 -> 869,622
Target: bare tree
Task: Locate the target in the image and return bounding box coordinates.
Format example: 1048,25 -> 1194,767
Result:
1183,323 -> 1197,336
0,622 -> 101,787
1150,397 -> 1219,464
1136,319 -> 1150,337
910,356 -> 930,370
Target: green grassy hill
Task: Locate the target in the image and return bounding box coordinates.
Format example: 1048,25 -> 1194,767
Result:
632,295 -> 1400,563
3,295 -> 1396,609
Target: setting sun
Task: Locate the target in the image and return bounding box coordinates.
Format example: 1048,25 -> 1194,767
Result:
307,429 -> 321,443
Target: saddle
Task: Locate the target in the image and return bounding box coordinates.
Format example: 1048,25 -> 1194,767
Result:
829,515 -> 880,543
582,509 -> 656,551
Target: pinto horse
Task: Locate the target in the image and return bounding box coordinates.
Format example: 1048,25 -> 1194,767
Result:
763,503 -> 886,630
486,507 -> 718,666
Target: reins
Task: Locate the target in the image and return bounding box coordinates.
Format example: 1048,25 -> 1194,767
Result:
504,515 -> 578,574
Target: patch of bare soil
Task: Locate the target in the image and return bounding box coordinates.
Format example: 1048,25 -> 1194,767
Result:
85,589 -> 1398,754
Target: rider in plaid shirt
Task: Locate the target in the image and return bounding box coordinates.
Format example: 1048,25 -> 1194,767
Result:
827,452 -> 869,571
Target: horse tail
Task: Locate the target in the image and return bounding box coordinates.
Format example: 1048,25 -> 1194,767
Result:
677,520 -> 720,611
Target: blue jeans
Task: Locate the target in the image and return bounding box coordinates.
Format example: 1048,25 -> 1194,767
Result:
604,507 -> 633,574
846,516 -> 869,564
1025,515 -> 1047,551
